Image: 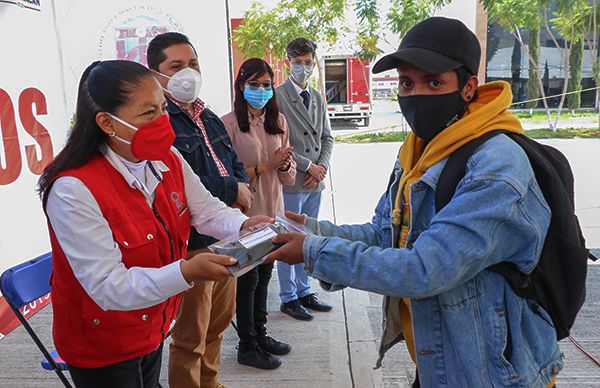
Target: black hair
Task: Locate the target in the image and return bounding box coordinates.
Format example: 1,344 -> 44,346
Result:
286,37 -> 317,59
234,58 -> 283,135
38,60 -> 153,197
456,66 -> 478,102
147,32 -> 197,71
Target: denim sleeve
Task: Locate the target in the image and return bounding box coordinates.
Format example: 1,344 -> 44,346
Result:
308,192 -> 389,247
231,149 -> 249,184
199,175 -> 240,206
303,177 -> 549,298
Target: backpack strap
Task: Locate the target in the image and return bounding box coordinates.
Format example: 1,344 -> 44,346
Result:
435,131 -> 506,212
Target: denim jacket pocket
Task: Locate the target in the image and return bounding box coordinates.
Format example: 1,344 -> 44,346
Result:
438,278 -> 482,309
527,299 -> 554,329
173,134 -> 202,155
210,134 -> 234,165
493,304 -> 521,384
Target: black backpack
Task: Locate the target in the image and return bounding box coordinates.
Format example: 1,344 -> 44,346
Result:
436,131 -> 597,340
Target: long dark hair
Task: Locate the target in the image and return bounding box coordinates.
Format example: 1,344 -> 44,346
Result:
234,58 -> 283,135
38,60 -> 153,197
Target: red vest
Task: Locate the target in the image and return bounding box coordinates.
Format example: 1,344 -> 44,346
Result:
47,152 -> 190,368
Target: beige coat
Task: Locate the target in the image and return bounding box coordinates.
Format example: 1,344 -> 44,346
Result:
221,111 -> 296,217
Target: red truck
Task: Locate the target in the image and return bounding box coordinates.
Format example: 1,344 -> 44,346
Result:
323,55 -> 372,126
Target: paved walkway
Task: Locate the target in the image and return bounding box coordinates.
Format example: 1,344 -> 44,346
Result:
1,140 -> 599,387
0,267 -> 598,387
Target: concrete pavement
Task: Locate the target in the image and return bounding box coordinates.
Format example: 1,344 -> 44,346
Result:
1,139 -> 599,387
1,266 -> 598,387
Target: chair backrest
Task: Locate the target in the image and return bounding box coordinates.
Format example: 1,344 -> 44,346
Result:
1,252 -> 52,309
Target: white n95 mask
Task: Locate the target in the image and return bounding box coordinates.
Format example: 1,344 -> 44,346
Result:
157,67 -> 203,103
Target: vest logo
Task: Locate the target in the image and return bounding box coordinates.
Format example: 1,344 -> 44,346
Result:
170,191 -> 184,210
1,0 -> 41,12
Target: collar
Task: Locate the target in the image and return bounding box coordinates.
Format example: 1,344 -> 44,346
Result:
248,111 -> 266,125
167,97 -> 206,117
101,144 -> 170,190
167,96 -> 206,116
289,77 -> 309,96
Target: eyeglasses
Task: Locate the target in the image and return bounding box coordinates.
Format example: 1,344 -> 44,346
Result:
246,80 -> 273,89
290,59 -> 316,67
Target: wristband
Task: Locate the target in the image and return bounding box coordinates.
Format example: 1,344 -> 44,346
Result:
254,165 -> 261,178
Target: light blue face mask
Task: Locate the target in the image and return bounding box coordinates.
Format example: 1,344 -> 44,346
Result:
243,85 -> 274,109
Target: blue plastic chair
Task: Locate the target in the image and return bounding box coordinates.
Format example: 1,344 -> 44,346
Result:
0,252 -> 72,387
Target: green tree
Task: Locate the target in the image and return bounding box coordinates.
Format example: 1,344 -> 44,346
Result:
385,0 -> 450,36
511,36 -> 522,96
353,0 -> 383,62
580,0 -> 600,128
483,0 -> 554,127
484,0 -> 589,131
567,38 -> 583,110
235,0 -> 451,96
546,0 -> 588,129
526,28 -> 541,110
233,0 -> 346,95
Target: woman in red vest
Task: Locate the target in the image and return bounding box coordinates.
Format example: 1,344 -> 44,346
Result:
37,60 -> 270,388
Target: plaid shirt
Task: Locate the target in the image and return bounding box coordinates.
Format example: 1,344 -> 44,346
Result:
171,98 -> 229,177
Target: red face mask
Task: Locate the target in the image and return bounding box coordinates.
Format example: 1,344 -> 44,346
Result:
108,113 -> 175,161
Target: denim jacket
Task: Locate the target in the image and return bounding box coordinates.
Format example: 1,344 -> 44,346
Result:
302,135 -> 562,387
168,99 -> 248,250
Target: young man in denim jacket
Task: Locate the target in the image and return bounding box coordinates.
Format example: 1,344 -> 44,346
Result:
270,17 -> 561,388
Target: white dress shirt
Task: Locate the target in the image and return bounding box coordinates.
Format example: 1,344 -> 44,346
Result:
45,146 -> 247,311
289,77 -> 314,171
290,76 -> 310,97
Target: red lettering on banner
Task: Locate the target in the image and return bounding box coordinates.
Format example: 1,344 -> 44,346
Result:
0,88 -> 22,185
0,87 -> 55,185
19,88 -> 54,175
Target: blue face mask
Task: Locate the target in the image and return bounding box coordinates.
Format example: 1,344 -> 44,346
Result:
243,85 -> 273,109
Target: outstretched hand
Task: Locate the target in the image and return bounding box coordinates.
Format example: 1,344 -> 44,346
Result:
266,232 -> 306,265
283,211 -> 306,225
241,215 -> 274,231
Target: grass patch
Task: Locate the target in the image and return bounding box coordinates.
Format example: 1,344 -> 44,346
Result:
525,127 -> 600,139
337,128 -> 600,143
513,110 -> 598,123
337,132 -> 408,143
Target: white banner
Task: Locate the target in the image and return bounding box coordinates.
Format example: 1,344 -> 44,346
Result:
0,0 -> 231,338
54,0 -> 233,116
0,0 -> 67,338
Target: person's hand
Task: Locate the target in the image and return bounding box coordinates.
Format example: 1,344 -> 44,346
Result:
284,211 -> 306,225
241,215 -> 274,230
266,232 -> 306,265
303,174 -> 318,189
236,182 -> 253,213
180,253 -> 236,282
263,146 -> 293,171
307,163 -> 327,181
278,152 -> 294,172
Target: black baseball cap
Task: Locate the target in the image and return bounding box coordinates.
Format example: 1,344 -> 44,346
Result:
372,17 -> 481,75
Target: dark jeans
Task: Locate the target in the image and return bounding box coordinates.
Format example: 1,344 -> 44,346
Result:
236,262 -> 274,352
68,343 -> 163,388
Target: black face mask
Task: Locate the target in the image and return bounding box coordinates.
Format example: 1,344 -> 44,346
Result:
398,91 -> 468,142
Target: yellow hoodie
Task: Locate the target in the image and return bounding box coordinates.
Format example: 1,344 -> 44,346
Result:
390,81 -> 524,363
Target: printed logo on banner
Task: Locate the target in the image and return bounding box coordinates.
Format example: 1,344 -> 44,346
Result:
98,5 -> 183,67
0,0 -> 41,12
